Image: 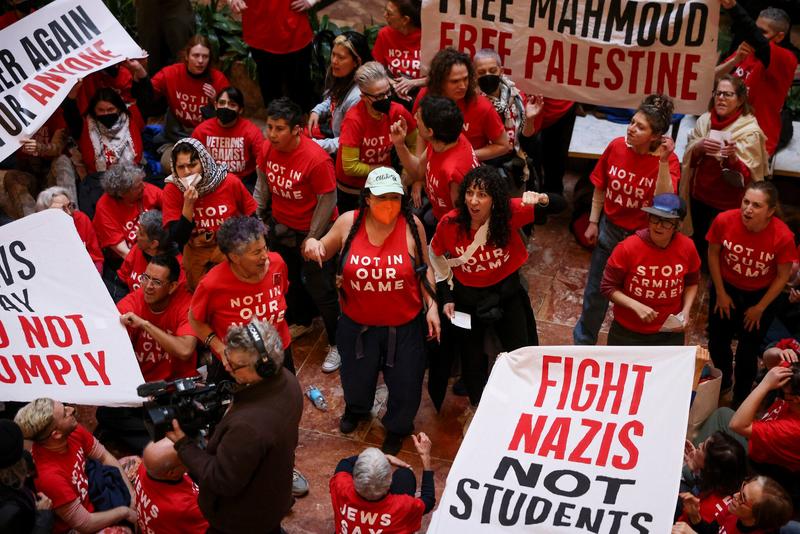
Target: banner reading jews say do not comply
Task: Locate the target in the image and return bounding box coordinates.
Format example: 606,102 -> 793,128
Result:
421,0 -> 719,115
0,0 -> 141,162
428,345 -> 695,533
0,210 -> 144,406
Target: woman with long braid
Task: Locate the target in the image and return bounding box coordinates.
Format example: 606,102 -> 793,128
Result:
304,167 -> 440,455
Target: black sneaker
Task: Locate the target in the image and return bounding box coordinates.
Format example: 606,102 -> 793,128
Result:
339,412 -> 362,434
382,431 -> 405,455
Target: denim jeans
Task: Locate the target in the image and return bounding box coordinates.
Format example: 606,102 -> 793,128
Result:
573,216 -> 633,345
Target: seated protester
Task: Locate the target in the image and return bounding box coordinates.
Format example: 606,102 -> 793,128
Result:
729,364 -> 800,475
117,254 -> 198,383
335,61 -> 417,213
255,97 -> 341,373
0,419 -> 54,534
673,476 -> 793,534
680,432 -> 747,526
412,47 -> 509,162
308,31 -> 371,155
392,95 -> 478,228
429,166 -> 545,409
18,109 -> 70,194
35,187 -> 103,274
716,0 -> 797,156
161,137 -> 257,291
706,182 -> 797,404
331,434 -> 436,534
371,0 -> 426,104
680,75 -> 768,266
63,86 -> 145,178
14,399 -> 138,534
92,163 -> 163,260
117,210 -> 185,292
132,439 -> 208,534
573,94 -> 680,346
191,86 -> 264,193
75,63 -> 139,120
600,194 -> 701,346
126,35 -> 230,167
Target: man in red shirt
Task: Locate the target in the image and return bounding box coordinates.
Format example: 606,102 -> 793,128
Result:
229,0 -> 316,110
254,97 -> 341,373
14,398 -> 138,534
134,438 -> 208,534
716,0 -> 797,155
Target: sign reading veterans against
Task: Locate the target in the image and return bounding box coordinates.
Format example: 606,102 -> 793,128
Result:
421,0 -> 719,115
428,345 -> 695,533
0,210 -> 144,406
0,0 -> 141,162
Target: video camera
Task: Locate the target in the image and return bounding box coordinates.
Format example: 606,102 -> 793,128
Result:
137,377 -> 234,441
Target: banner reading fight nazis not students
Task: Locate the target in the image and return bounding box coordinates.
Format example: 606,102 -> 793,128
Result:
421,0 -> 719,115
0,0 -> 141,162
0,210 -> 144,406
428,345 -> 695,533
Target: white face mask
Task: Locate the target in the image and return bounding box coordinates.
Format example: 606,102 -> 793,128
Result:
179,173 -> 201,189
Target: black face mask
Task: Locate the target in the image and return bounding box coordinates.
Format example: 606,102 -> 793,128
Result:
478,74 -> 501,95
371,98 -> 391,114
215,107 -> 238,124
96,113 -> 119,129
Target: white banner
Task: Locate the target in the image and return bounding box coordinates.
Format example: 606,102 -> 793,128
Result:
0,210 -> 144,406
421,0 -> 719,115
428,345 -> 695,534
0,0 -> 141,162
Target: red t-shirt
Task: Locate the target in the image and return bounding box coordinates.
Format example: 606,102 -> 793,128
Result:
729,43 -> 797,155
330,471 -> 425,534
76,67 -> 136,113
117,288 -> 197,382
93,182 -> 163,249
749,398 -> 800,472
161,175 -> 257,238
605,232 -> 701,333
341,215 -> 422,326
72,210 -> 103,266
133,459 -> 208,534
192,117 -> 263,177
590,137 -> 680,231
706,209 -> 797,291
717,507 -> 769,534
540,98 -> 574,129
190,255 -> 291,350
78,112 -> 145,174
691,149 -> 753,211
414,88 -> 505,150
258,135 -> 337,231
240,0 -> 313,54
117,245 -> 187,291
425,134 -> 478,221
336,101 -> 416,188
371,26 -> 422,79
431,198 -> 534,288
150,64 -> 230,130
32,425 -> 97,534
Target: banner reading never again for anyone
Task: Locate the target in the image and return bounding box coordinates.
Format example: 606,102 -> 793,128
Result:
421,0 -> 719,115
0,210 -> 144,406
0,0 -> 141,162
428,345 -> 695,534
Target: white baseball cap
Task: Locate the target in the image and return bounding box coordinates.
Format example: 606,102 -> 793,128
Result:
364,167 -> 404,196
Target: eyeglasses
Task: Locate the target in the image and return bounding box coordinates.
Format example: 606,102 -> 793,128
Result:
735,479 -> 753,508
223,349 -> 251,373
714,90 -> 737,99
362,88 -> 393,100
140,273 -> 166,288
648,214 -> 678,229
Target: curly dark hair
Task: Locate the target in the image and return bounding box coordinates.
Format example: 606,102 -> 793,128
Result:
455,165 -> 511,249
427,47 -> 476,103
337,189 -> 434,303
391,0 -> 421,28
636,93 -> 674,151
698,431 -> 747,496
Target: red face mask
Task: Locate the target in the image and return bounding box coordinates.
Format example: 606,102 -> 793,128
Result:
370,198 -> 401,224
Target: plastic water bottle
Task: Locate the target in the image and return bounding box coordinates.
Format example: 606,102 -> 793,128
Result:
306,386 -> 328,411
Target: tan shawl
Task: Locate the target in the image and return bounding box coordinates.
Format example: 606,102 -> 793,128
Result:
679,112 -> 767,236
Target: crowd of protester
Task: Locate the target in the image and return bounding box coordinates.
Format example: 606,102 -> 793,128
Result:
0,0 -> 799,532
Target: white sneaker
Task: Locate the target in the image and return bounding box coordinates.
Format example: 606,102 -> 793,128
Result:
322,345 -> 341,373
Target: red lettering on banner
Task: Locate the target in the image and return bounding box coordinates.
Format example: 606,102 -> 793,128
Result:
18,314 -> 91,348
0,351 -> 110,386
439,22 -> 512,68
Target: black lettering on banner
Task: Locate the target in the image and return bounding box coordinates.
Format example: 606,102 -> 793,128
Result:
451,477 -> 478,519
659,3 -> 685,46
582,0 -> 604,39
21,37 -> 48,71
553,502 -> 576,527
604,0 -> 637,44
68,6 -> 101,42
0,241 -> 36,284
0,49 -> 26,88
482,483 -> 503,523
557,0 -> 577,34
686,3 -> 708,46
494,456 -> 543,487
637,2 -> 660,47
34,28 -> 62,62
529,0 -> 557,29
48,20 -> 80,55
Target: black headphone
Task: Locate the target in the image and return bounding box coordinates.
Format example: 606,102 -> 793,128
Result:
244,321 -> 278,378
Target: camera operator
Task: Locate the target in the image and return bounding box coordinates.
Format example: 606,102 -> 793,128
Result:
165,319 -> 303,534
